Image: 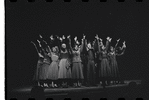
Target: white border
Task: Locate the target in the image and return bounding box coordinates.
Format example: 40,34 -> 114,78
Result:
0,0 -> 4,100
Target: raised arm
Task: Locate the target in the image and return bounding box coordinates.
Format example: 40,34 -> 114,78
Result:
105,37 -> 112,51
67,35 -> 73,53
116,41 -> 126,56
31,41 -> 39,53
80,35 -> 86,53
37,40 -> 46,56
95,34 -> 102,53
115,38 -> 120,49
85,38 -> 89,51
56,35 -> 63,52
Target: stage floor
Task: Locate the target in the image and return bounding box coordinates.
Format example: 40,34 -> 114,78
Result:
8,80 -> 148,100
9,80 -> 141,96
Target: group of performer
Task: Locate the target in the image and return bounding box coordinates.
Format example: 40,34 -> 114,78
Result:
31,34 -> 126,88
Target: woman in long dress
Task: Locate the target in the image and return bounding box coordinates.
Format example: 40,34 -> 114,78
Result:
108,40 -> 126,84
31,41 -> 44,87
47,46 -> 59,88
57,36 -> 72,88
97,37 -> 112,86
37,40 -> 51,87
68,36 -> 84,87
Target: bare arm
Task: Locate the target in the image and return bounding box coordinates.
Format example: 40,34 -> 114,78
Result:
68,35 -> 73,53
116,42 -> 126,56
31,41 -> 39,54
56,36 -> 63,52
114,39 -> 120,50
85,39 -> 89,51
105,37 -> 112,52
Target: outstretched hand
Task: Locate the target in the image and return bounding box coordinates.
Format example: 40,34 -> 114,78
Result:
95,34 -> 99,39
109,38 -> 112,42
74,36 -> 77,41
83,34 -> 86,39
106,36 -> 110,40
62,35 -> 65,39
99,38 -> 102,41
39,34 -> 43,39
50,35 -> 54,40
117,38 -> 120,42
59,37 -> 63,41
37,40 -> 40,43
67,35 -> 70,39
123,41 -> 126,48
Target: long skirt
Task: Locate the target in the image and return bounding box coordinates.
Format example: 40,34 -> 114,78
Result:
58,59 -> 72,79
110,60 -> 119,78
38,63 -> 50,80
72,62 -> 84,79
100,58 -> 111,77
33,61 -> 43,81
87,60 -> 96,85
47,61 -> 59,80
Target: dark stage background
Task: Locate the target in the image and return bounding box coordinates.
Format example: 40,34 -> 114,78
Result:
6,0 -> 149,90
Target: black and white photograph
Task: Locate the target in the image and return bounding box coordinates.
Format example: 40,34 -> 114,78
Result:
6,0 -> 149,100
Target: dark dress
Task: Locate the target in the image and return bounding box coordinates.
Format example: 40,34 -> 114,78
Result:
38,54 -> 51,80
100,51 -> 111,78
33,57 -> 44,81
72,50 -> 84,79
109,52 -> 119,78
58,50 -> 72,79
87,49 -> 96,85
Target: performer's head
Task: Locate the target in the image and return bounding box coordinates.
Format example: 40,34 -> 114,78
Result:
74,44 -> 79,51
110,46 -> 114,51
52,47 -> 56,52
62,43 -> 66,49
102,45 -> 106,51
87,42 -> 92,49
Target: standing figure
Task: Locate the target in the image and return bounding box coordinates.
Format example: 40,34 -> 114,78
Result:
94,35 -> 103,85
85,37 -> 96,86
68,36 -> 84,87
80,35 -> 88,86
109,41 -> 126,84
46,45 -> 60,87
98,37 -> 112,86
37,40 -> 51,87
31,41 -> 44,87
57,36 -> 72,88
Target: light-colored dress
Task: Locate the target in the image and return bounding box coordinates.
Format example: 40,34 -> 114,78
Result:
38,54 -> 51,80
47,53 -> 59,80
58,50 -> 72,79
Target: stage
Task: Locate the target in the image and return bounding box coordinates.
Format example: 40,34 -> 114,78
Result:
7,80 -> 146,100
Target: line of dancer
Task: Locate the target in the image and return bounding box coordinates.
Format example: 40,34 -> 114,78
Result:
31,34 -> 126,88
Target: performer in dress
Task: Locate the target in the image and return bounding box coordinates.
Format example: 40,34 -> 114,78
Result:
47,46 -> 59,88
31,41 -> 44,87
108,38 -> 120,84
109,41 -> 126,84
68,36 -> 84,87
84,36 -> 96,86
37,39 -> 51,87
98,37 -> 112,87
94,35 -> 103,85
57,35 -> 72,88
80,35 -> 88,86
